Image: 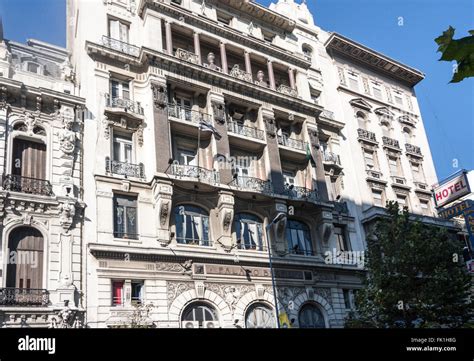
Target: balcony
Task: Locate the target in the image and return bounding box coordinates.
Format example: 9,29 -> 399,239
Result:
101,35 -> 140,57
323,151 -> 341,166
105,95 -> 144,117
366,169 -> 385,183
230,65 -> 252,83
167,103 -> 211,125
277,84 -> 298,98
105,157 -> 145,179
282,184 -> 320,202
231,176 -> 273,194
357,129 -> 377,144
391,176 -> 410,189
1,174 -> 53,196
332,201 -> 349,214
0,288 -> 49,307
382,136 -> 401,150
227,121 -> 265,141
277,135 -> 307,152
174,48 -> 200,65
406,143 -> 423,157
170,164 -> 220,185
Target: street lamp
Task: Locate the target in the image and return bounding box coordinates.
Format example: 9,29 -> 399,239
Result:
265,212 -> 287,329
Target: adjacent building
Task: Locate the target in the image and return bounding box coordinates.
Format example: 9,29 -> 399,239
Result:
0,20 -> 85,327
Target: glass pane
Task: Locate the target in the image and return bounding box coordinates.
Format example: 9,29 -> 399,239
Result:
124,143 -> 132,162
126,207 -> 137,236
113,141 -> 121,161
111,80 -> 119,99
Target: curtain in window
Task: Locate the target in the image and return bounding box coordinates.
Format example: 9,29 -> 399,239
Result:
234,213 -> 264,250
175,206 -> 210,246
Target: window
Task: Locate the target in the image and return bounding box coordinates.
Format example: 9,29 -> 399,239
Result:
178,148 -> 197,166
110,79 -> 130,100
11,138 -> 47,181
262,30 -> 276,43
335,226 -> 351,252
26,62 -> 41,74
131,281 -> 144,305
171,95 -> 192,121
394,94 -> 403,106
175,205 -> 210,246
381,121 -> 392,138
108,18 -> 129,43
181,302 -> 218,328
113,132 -> 133,163
286,220 -> 313,256
245,303 -> 275,328
112,281 -> 124,306
372,189 -> 384,207
216,11 -> 232,26
403,127 -> 413,144
348,76 -> 359,91
298,303 -> 325,328
357,112 -> 367,129
364,150 -> 375,169
234,213 -> 264,251
302,45 -> 313,62
283,171 -> 296,186
343,289 -> 356,310
411,162 -> 424,182
388,156 -> 399,175
113,194 -> 138,239
373,86 -> 382,100
420,199 -> 431,216
396,194 -> 408,209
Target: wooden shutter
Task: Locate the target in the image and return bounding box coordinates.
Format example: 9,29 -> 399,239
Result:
12,138 -> 46,179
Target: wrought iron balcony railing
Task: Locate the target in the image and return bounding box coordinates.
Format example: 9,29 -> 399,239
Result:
282,184 -> 319,202
231,176 -> 273,194
106,95 -> 144,116
101,35 -> 140,57
357,128 -> 377,143
332,201 -> 349,214
288,247 -> 315,256
167,104 -> 211,124
382,136 -> 401,149
237,240 -> 265,252
406,143 -> 422,156
227,121 -> 265,140
277,84 -> 298,97
105,157 -> 145,178
2,174 -> 53,196
174,48 -> 200,64
170,164 -> 220,184
277,135 -> 307,151
230,65 -> 253,83
0,288 -> 49,307
323,151 -> 341,166
177,237 -> 212,247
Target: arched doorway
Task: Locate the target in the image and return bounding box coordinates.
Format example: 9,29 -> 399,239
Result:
6,227 -> 44,289
298,302 -> 326,328
181,302 -> 219,328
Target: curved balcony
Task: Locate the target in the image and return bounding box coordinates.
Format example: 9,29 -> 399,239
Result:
1,174 -> 53,196
382,136 -> 401,151
227,121 -> 265,141
406,143 -> 423,157
101,35 -> 140,57
170,164 -> 220,185
167,104 -> 211,125
282,184 -> 319,202
105,95 -> 144,118
0,288 -> 49,307
231,176 -> 273,195
105,157 -> 145,179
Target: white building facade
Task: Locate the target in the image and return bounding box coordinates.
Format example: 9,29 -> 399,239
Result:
65,0 -> 456,328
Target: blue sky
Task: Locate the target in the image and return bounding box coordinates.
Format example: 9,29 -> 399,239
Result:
0,0 -> 472,182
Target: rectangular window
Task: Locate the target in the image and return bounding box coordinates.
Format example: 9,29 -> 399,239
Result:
348,76 -> 359,91
388,157 -> 399,175
364,150 -> 375,169
108,18 -> 129,43
114,194 -> 138,239
420,199 -> 431,216
178,148 -> 197,166
217,11 -> 232,26
110,79 -> 130,100
343,289 -> 353,310
172,95 -> 192,121
397,194 -> 408,209
373,87 -> 382,100
395,95 -> 403,106
131,281 -> 144,305
112,281 -> 124,306
372,189 -> 384,207
334,226 -> 350,252
411,162 -> 424,182
113,132 -> 133,163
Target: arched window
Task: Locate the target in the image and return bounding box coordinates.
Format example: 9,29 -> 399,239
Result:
245,303 -> 275,328
302,45 -> 313,61
175,205 -> 210,246
181,302 -> 218,328
298,303 -> 326,328
234,213 -> 264,251
7,227 -> 44,290
286,220 -> 313,256
356,111 -> 367,129
403,127 -> 413,143
381,121 -> 392,138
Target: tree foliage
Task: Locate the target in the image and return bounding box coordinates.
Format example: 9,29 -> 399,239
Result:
435,26 -> 474,83
347,202 -> 473,328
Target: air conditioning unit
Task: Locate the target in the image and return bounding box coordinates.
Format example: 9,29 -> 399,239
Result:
181,321 -> 199,329
203,321 -> 219,329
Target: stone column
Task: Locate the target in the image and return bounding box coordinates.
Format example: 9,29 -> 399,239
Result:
244,50 -> 252,77
288,68 -> 296,90
307,126 -> 330,201
165,21 -> 173,55
193,32 -> 201,64
151,79 -> 172,172
262,107 -> 284,193
267,60 -> 276,90
220,42 -> 228,74
153,179 -> 173,246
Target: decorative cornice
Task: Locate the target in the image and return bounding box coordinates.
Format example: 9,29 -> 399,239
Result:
325,33 -> 424,86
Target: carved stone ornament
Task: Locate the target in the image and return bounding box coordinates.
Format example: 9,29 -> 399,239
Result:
264,116 -> 276,138
152,83 -> 167,109
308,128 -> 319,149
58,110 -> 76,155
49,306 -> 83,329
102,116 -> 111,140
159,200 -> 170,227
222,209 -> 233,232
59,201 -> 76,231
212,101 -> 226,124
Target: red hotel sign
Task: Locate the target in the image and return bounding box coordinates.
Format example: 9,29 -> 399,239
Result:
433,171 -> 470,208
